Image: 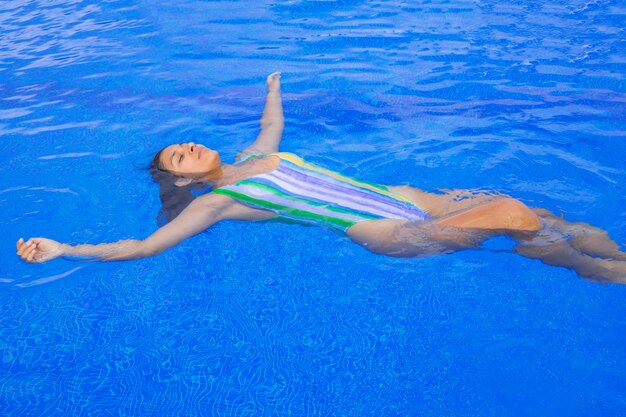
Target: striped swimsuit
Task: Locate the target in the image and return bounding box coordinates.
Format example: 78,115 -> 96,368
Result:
211,152 -> 432,234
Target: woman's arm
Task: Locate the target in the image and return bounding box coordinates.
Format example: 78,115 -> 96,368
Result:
236,72 -> 284,159
16,194 -> 232,264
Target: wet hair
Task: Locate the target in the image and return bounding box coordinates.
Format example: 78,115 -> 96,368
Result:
149,147 -> 210,226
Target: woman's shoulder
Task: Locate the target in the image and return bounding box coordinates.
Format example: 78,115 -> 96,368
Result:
234,151 -> 299,163
234,152 -> 268,163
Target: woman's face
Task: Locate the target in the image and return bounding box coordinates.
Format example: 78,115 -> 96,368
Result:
159,142 -> 221,178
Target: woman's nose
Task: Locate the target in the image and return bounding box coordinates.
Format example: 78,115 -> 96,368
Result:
188,142 -> 196,153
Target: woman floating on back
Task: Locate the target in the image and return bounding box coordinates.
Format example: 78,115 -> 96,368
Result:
16,72 -> 626,283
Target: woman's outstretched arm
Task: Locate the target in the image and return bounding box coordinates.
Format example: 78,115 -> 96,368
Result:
236,72 -> 284,158
16,194 -> 232,264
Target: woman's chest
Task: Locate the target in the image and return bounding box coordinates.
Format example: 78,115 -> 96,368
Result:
247,155 -> 280,175
223,155 -> 280,187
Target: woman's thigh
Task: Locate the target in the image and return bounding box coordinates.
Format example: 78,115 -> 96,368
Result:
346,219 -> 404,254
386,185 -> 504,217
387,185 -> 540,230
346,219 -> 489,257
435,198 -> 542,231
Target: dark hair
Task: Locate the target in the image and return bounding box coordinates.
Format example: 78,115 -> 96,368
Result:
149,147 -> 211,226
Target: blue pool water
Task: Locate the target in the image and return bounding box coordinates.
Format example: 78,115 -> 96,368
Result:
1,0 -> 626,415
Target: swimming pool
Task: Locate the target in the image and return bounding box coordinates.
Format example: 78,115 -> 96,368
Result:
1,0 -> 625,415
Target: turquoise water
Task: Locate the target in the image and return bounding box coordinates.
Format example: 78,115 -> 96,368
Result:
1,0 -> 626,415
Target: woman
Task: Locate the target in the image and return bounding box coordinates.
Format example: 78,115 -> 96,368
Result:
16,72 -> 626,283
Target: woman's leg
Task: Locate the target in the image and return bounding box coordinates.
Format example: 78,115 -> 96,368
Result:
387,185 -> 542,231
347,198 -> 626,283
435,199 -> 542,231
347,219 -> 492,258
513,237 -> 626,284
387,185 -> 504,217
528,209 -> 626,261
348,189 -> 542,257
508,209 -> 626,283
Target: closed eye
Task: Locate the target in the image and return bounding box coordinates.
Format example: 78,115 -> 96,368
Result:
178,143 -> 185,164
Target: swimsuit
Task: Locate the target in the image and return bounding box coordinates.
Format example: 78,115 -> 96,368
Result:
211,152 -> 432,234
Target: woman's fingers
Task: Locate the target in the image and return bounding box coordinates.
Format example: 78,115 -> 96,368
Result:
24,244 -> 34,261
266,72 -> 281,93
17,238 -> 31,256
20,240 -> 34,256
27,245 -> 40,262
28,245 -> 39,262
16,238 -> 36,262
22,242 -> 37,261
266,71 -> 281,85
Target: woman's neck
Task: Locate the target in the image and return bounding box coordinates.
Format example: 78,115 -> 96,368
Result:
200,163 -> 236,188
199,155 -> 278,188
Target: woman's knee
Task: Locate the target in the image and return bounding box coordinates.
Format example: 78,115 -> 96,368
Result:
494,199 -> 542,231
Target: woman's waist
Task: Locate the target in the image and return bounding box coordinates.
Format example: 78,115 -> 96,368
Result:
214,179 -> 430,222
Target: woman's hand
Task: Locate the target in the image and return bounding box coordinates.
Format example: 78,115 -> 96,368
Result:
266,71 -> 281,92
16,237 -> 64,263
